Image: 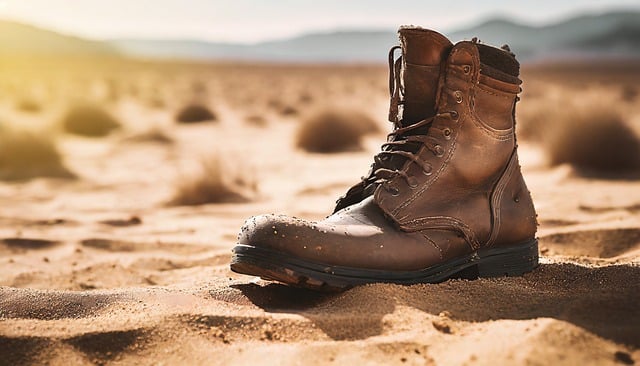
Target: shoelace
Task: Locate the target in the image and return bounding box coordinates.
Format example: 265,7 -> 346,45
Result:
365,46 -> 457,192
372,111 -> 456,191
388,45 -> 403,124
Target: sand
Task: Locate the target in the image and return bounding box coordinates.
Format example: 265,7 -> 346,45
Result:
1,63 -> 639,365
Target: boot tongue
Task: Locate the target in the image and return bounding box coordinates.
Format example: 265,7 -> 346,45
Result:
397,27 -> 452,126
335,28 -> 453,210
380,28 -> 452,174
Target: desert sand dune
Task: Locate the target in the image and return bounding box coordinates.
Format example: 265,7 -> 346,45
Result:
0,60 -> 639,365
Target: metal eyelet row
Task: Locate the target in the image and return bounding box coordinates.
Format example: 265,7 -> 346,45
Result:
434,145 -> 445,157
454,90 -> 464,104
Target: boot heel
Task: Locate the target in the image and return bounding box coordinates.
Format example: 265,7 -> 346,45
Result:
475,240 -> 539,277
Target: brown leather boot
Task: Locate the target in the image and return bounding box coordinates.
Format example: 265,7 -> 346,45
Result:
231,28 -> 539,291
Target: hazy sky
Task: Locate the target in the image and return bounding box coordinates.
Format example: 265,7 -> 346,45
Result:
0,0 -> 638,43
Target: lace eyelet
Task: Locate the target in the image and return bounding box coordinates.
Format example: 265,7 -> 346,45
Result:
385,184 -> 400,196
450,110 -> 459,121
407,176 -> 419,189
463,65 -> 472,74
434,145 -> 445,157
422,165 -> 433,176
443,128 -> 452,140
454,91 -> 463,104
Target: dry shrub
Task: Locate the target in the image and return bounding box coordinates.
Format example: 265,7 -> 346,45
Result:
296,108 -> 381,153
245,114 -> 268,127
61,102 -> 121,137
169,157 -> 257,206
175,104 -> 217,124
279,105 -> 299,117
516,97 -> 562,142
16,98 -> 42,113
544,105 -> 640,174
0,129 -> 74,181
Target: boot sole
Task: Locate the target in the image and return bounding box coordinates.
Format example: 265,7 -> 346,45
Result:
230,239 -> 539,292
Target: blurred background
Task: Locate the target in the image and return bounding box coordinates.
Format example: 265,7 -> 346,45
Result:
1,0 -> 639,204
2,3 -> 640,363
0,0 -> 640,290
1,0 -> 639,179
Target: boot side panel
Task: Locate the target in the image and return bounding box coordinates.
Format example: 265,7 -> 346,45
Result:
488,151 -> 538,247
375,42 -> 516,245
472,84 -> 517,131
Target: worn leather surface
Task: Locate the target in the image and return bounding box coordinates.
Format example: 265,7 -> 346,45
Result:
238,197 -> 469,271
399,28 -> 453,125
334,28 -> 452,212
237,33 -> 537,272
374,41 -> 536,248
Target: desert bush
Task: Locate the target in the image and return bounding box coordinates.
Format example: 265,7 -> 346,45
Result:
296,108 -> 381,153
544,105 -> 640,174
515,97 -> 563,142
267,97 -> 282,109
245,114 -> 268,127
16,98 -> 42,113
60,102 -> 121,137
175,104 -> 217,123
0,129 -> 74,181
169,157 -> 257,206
279,105 -> 299,116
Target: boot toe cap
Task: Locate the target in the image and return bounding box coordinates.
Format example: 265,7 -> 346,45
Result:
238,214 -> 313,253
236,211 -> 444,271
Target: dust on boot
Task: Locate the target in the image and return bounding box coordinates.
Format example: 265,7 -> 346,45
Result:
231,28 -> 538,291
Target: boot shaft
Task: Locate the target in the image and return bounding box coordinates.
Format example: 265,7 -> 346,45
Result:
375,39 -> 536,247
392,27 -> 452,125
334,28 -> 452,212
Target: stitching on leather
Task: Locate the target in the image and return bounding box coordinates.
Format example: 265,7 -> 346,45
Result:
344,212 -> 372,226
422,233 -> 444,260
469,112 -> 513,141
391,117 -> 461,216
476,83 -> 514,98
486,150 -> 517,247
402,215 -> 480,251
470,89 -> 514,141
405,62 -> 440,69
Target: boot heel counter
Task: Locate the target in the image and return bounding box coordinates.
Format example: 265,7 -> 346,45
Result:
488,151 -> 538,247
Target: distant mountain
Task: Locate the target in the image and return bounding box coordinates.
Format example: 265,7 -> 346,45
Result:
448,11 -> 640,60
112,30 -> 398,62
1,10 -> 639,62
110,10 -> 640,62
0,20 -> 118,57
